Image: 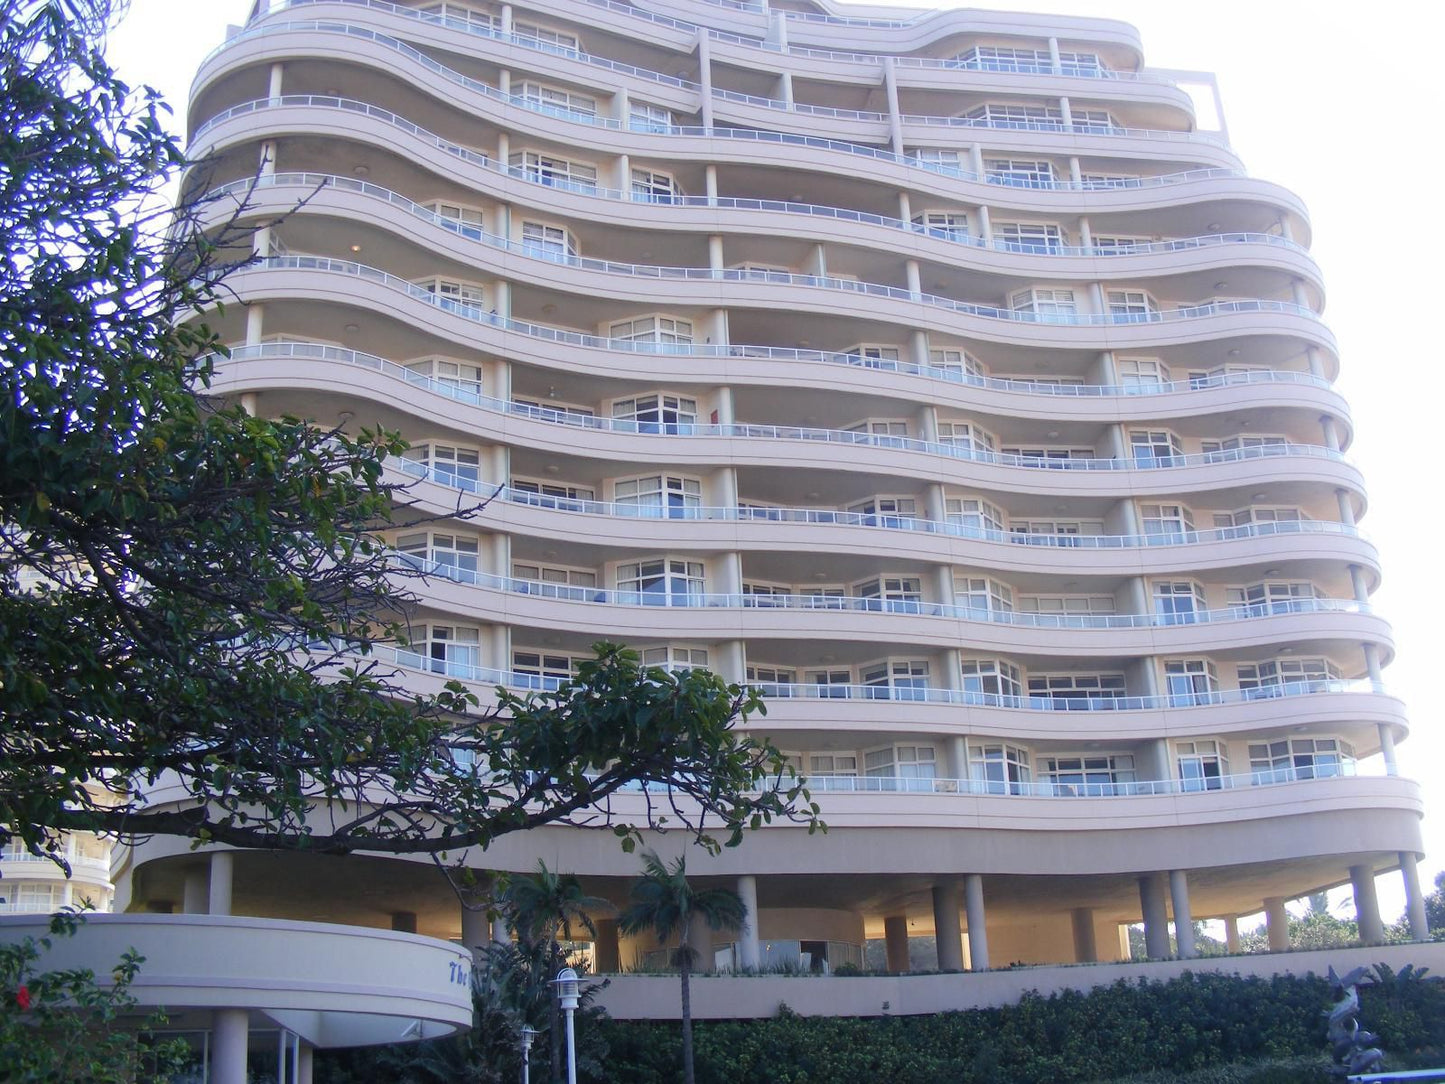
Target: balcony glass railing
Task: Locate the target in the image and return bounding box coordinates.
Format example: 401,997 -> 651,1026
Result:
800,763 -> 1360,797
389,548 -> 1371,629
376,646 -> 1388,712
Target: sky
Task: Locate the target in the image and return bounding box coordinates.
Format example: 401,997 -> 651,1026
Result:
107,1 -> 1443,921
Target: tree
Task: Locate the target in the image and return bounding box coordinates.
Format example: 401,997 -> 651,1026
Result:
618,851 -> 746,1084
504,861 -> 612,1084
0,1 -> 819,868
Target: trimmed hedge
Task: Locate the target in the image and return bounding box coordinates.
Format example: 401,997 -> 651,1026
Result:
590,971 -> 1445,1084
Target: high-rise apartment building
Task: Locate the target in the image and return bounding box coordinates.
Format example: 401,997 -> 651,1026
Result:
121,0 -> 1427,989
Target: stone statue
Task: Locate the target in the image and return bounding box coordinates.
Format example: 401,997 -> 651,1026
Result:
1325,965 -> 1384,1077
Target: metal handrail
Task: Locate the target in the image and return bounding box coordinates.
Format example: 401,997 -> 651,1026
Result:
372,645 -> 1391,712
389,548 -> 1370,629
241,252 -> 1328,347
209,169 -> 1311,264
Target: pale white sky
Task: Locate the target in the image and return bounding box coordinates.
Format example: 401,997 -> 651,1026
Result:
107,1 -> 1445,922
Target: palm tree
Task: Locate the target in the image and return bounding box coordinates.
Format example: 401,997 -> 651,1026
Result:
503,861 -> 611,1084
618,850 -> 746,1084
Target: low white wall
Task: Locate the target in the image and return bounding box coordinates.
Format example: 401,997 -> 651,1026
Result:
594,941 -> 1445,1020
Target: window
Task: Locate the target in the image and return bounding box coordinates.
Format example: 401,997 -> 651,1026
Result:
747,664 -> 796,690
1237,657 -> 1339,695
510,151 -> 598,192
1130,429 -> 1183,467
937,421 -> 996,454
846,420 -> 909,448
854,576 -> 924,613
846,496 -> 916,527
510,477 -> 595,507
843,343 -> 900,368
742,583 -> 793,607
0,883 -> 63,913
629,101 -> 673,133
426,201 -> 486,228
608,315 -> 693,346
1117,357 -> 1169,391
1028,674 -> 1127,710
617,558 -> 705,606
1009,519 -> 1104,542
1201,435 -> 1288,458
1010,288 -> 1077,321
1214,506 -> 1306,529
520,220 -> 576,259
996,222 -> 1066,254
414,624 -> 481,677
397,531 -> 480,579
865,745 -> 937,788
516,81 -> 596,119
1091,234 -> 1151,253
969,743 -> 1030,795
954,576 -> 1014,616
1188,364 -> 1268,388
1081,171 -> 1138,189
1249,738 -> 1354,783
1140,503 -> 1194,541
808,753 -> 858,776
910,148 -> 962,172
945,496 -> 1004,535
955,46 -> 1104,76
929,348 -> 986,381
1226,581 -> 1319,615
1153,580 -> 1206,624
512,650 -> 582,688
1107,290 -> 1157,322
642,645 -> 709,672
1070,108 -> 1119,132
419,3 -> 494,31
1176,740 -> 1228,792
986,159 -> 1055,188
511,397 -> 595,423
1020,595 -> 1117,620
404,357 -> 483,401
611,393 -> 698,434
807,668 -> 854,698
614,474 -> 702,518
912,210 -> 969,240
966,103 -> 1064,131
512,21 -> 579,50
862,660 -> 930,700
412,443 -> 482,487
1002,445 -> 1094,466
960,658 -> 1022,700
511,562 -> 597,599
421,278 -> 485,310
1039,753 -> 1135,795
631,168 -> 678,204
1163,658 -> 1218,705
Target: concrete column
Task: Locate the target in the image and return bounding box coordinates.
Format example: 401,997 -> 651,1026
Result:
1071,908 -> 1097,963
1115,496 -> 1140,536
1068,156 -> 1083,184
705,164 -> 718,206
736,875 -> 760,970
933,564 -> 954,608
697,33 -> 714,131
882,57 -> 904,154
593,919 -> 621,973
1223,915 -> 1241,954
714,548 -> 743,595
905,259 -> 922,299
1291,278 -> 1310,308
614,152 -> 629,191
212,1009 -> 250,1084
1336,488 -> 1356,526
1348,564 -> 1370,603
687,913 -> 714,970
944,734 -> 967,779
460,905 -> 490,956
1105,423 -> 1129,460
976,203 -> 992,243
496,132 -> 509,165
257,139 -> 277,177
940,652 -> 964,695
778,70 -> 794,108
1364,643 -> 1385,683
499,3 -> 512,33
297,1042 -> 314,1084
708,234 -> 724,274
967,143 -> 984,178
497,69 -> 510,96
1319,415 -> 1340,451
964,874 -> 989,971
1351,864 -> 1385,944
923,482 -> 946,524
493,279 -> 511,321
183,867 -> 209,915
245,304 -> 264,344
267,62 -> 284,100
1401,852 -> 1430,940
1058,96 -> 1074,128
1169,870 -> 1196,959
931,880 -> 964,970
1263,896 -> 1289,952
1078,215 -> 1092,247
1306,346 -> 1326,378
897,190 -> 911,224
613,86 -> 630,125
1087,281 -> 1106,314
1137,656 -> 1160,699
714,385 -> 735,426
208,852 -> 233,917
707,308 -> 728,347
391,911 -> 418,934
883,915 -> 910,972
1047,35 -> 1061,72
1138,873 -> 1170,958
717,640 -> 745,684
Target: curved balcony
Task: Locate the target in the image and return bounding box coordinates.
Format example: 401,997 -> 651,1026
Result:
208,173 -> 1321,297
399,557 -> 1391,659
230,250 -> 1335,367
222,338 -> 1347,448
206,16 -> 1214,157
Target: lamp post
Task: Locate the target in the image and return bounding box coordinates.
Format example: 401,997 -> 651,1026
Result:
519,1025 -> 539,1084
551,967 -> 580,1084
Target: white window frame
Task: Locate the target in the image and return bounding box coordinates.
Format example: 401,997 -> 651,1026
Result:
510,150 -> 598,192
613,474 -> 702,518
516,81 -> 597,119
616,557 -> 705,607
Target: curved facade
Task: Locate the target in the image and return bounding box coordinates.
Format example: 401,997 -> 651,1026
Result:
123,0 -> 1426,980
